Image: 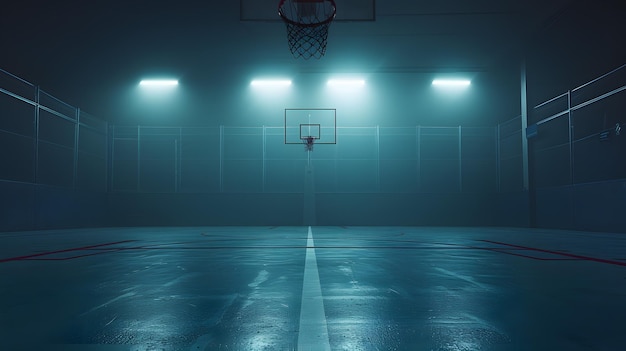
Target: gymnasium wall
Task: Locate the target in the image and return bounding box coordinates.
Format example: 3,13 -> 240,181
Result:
106,124 -> 499,226
520,0 -> 626,233
0,70 -> 108,231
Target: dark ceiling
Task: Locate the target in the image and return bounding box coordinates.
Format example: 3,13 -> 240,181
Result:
1,0 -> 623,119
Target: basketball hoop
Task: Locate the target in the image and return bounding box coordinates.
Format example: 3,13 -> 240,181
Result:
302,136 -> 316,151
278,0 -> 336,59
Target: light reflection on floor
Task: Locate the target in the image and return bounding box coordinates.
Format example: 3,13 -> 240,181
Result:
0,226 -> 625,350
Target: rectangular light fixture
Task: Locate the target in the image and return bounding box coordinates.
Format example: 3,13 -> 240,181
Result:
327,79 -> 365,87
250,79 -> 292,87
432,79 -> 471,87
139,79 -> 179,86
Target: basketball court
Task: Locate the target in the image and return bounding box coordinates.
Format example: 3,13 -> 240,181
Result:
1,0 -> 626,350
2,226 -> 626,350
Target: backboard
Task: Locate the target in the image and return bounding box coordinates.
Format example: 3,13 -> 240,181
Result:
240,0 -> 375,21
284,108 -> 337,145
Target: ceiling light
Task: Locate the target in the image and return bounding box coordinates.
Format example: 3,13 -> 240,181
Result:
432,79 -> 471,87
139,79 -> 179,87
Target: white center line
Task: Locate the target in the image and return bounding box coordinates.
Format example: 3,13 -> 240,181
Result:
298,226 -> 331,351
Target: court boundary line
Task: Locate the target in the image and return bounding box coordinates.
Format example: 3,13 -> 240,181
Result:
0,240 -> 137,263
478,240 -> 626,267
2,236 -> 623,268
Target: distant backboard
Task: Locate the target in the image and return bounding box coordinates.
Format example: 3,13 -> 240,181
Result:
240,0 -> 375,21
285,108 -> 337,144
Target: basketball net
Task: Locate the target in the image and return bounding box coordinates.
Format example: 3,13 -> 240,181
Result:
303,136 -> 315,151
278,0 -> 336,59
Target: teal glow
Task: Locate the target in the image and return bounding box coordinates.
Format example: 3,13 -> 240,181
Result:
250,79 -> 292,87
327,79 -> 365,87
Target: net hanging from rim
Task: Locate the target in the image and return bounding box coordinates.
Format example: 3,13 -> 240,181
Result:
278,0 -> 336,59
302,136 -> 316,151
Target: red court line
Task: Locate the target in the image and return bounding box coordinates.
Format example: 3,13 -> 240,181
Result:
479,240 -> 626,267
25,249 -> 126,261
0,240 -> 137,263
485,248 -> 577,261
457,242 -> 578,261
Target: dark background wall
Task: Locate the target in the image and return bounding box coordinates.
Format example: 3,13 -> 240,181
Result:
2,51 -> 625,232
0,182 -> 107,231
104,124 -> 499,227
522,1 -> 626,233
1,68 -> 504,231
525,0 -> 626,107
1,0 -> 625,232
0,75 -> 108,231
106,192 -> 499,227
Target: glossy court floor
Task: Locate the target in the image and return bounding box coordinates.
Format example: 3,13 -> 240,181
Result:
1,226 -> 625,351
